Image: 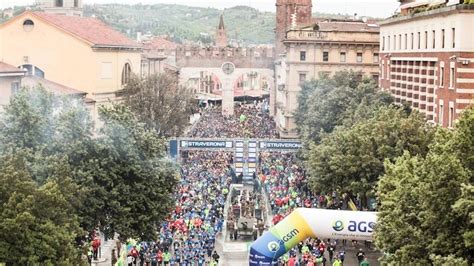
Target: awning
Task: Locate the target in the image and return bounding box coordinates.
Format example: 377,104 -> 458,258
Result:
428,0 -> 447,6
400,0 -> 429,9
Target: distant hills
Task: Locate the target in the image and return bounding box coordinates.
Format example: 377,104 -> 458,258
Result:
84,3 -> 357,45
1,3 -> 370,45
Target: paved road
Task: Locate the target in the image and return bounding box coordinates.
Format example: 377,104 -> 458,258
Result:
219,237 -> 381,266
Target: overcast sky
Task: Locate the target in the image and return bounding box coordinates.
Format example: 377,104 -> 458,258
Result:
2,0 -> 400,18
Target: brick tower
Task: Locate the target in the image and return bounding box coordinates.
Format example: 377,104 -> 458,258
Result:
215,14 -> 228,48
275,0 -> 312,55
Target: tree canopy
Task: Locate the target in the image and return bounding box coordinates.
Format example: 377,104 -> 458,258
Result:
0,87 -> 178,263
306,105 -> 434,200
376,107 -> 474,265
121,73 -> 196,137
295,70 -> 393,144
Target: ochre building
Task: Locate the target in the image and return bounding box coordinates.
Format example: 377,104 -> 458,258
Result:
0,11 -> 142,117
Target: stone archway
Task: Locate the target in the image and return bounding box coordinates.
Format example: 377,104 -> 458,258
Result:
180,67 -> 274,115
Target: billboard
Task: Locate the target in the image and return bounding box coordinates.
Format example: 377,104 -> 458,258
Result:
259,141 -> 302,150
179,140 -> 233,149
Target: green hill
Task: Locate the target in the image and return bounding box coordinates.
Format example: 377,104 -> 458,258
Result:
84,4 -> 275,45
84,3 -> 366,45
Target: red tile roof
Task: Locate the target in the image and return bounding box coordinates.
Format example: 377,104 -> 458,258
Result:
32,12 -> 141,48
143,37 -> 179,50
21,75 -> 87,96
0,61 -> 26,74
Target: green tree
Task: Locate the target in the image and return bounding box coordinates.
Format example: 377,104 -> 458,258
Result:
0,87 -> 179,263
295,70 -> 393,144
93,103 -> 178,240
0,152 -> 83,264
121,73 -> 195,137
306,106 -> 434,203
376,108 -> 474,264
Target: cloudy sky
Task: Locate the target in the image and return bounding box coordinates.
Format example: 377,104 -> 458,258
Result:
2,0 -> 400,18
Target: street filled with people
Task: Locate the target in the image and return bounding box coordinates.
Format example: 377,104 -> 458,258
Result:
122,103 -> 372,265
258,152 -> 372,265
190,103 -> 278,139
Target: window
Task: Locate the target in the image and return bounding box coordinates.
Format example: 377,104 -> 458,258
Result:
323,51 -> 329,62
340,52 -> 346,63
19,64 -> 44,78
432,30 -> 436,49
394,35 -> 397,50
382,37 -> 385,51
56,0 -> 63,7
411,33 -> 414,50
372,74 -> 379,82
121,63 -> 131,85
452,28 -> 456,48
438,100 -> 444,126
300,51 -> 306,61
449,65 -> 455,88
23,19 -> 34,32
101,62 -> 112,79
448,102 -> 454,128
388,36 -> 391,50
299,73 -> 307,83
442,29 -> 445,49
382,61 -> 385,79
418,32 -> 421,49
373,53 -> 379,63
399,34 -> 402,50
35,67 -> 45,78
404,33 -> 407,50
11,81 -> 20,95
74,0 -> 79,7
440,65 -> 445,87
357,52 -> 363,63
425,31 -> 428,49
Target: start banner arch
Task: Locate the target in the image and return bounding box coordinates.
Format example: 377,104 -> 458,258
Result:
249,208 -> 377,265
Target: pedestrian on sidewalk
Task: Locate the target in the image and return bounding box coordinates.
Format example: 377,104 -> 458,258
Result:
360,256 -> 370,266
356,248 -> 365,265
212,250 -> 220,263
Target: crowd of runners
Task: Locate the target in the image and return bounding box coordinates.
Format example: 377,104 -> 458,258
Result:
120,103 -> 371,265
190,103 -> 278,139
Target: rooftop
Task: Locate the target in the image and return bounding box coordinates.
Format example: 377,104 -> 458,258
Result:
317,20 -> 379,32
291,20 -> 379,33
21,75 -> 87,96
142,37 -> 179,51
381,3 -> 474,25
0,62 -> 26,75
31,12 -> 141,48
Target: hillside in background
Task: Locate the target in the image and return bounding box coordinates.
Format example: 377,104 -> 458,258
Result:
84,3 -> 355,45
84,4 -> 274,45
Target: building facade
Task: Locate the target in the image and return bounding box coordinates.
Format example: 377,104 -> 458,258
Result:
36,0 -> 84,16
0,62 -> 26,111
274,20 -> 380,138
0,61 -> 96,116
0,11 -> 141,97
379,3 -> 474,127
0,11 -> 141,121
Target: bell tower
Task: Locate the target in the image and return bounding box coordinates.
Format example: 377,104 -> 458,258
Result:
36,0 -> 84,16
215,14 -> 228,48
275,0 -> 312,55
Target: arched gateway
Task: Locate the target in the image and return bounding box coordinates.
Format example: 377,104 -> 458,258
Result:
249,208 -> 377,265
